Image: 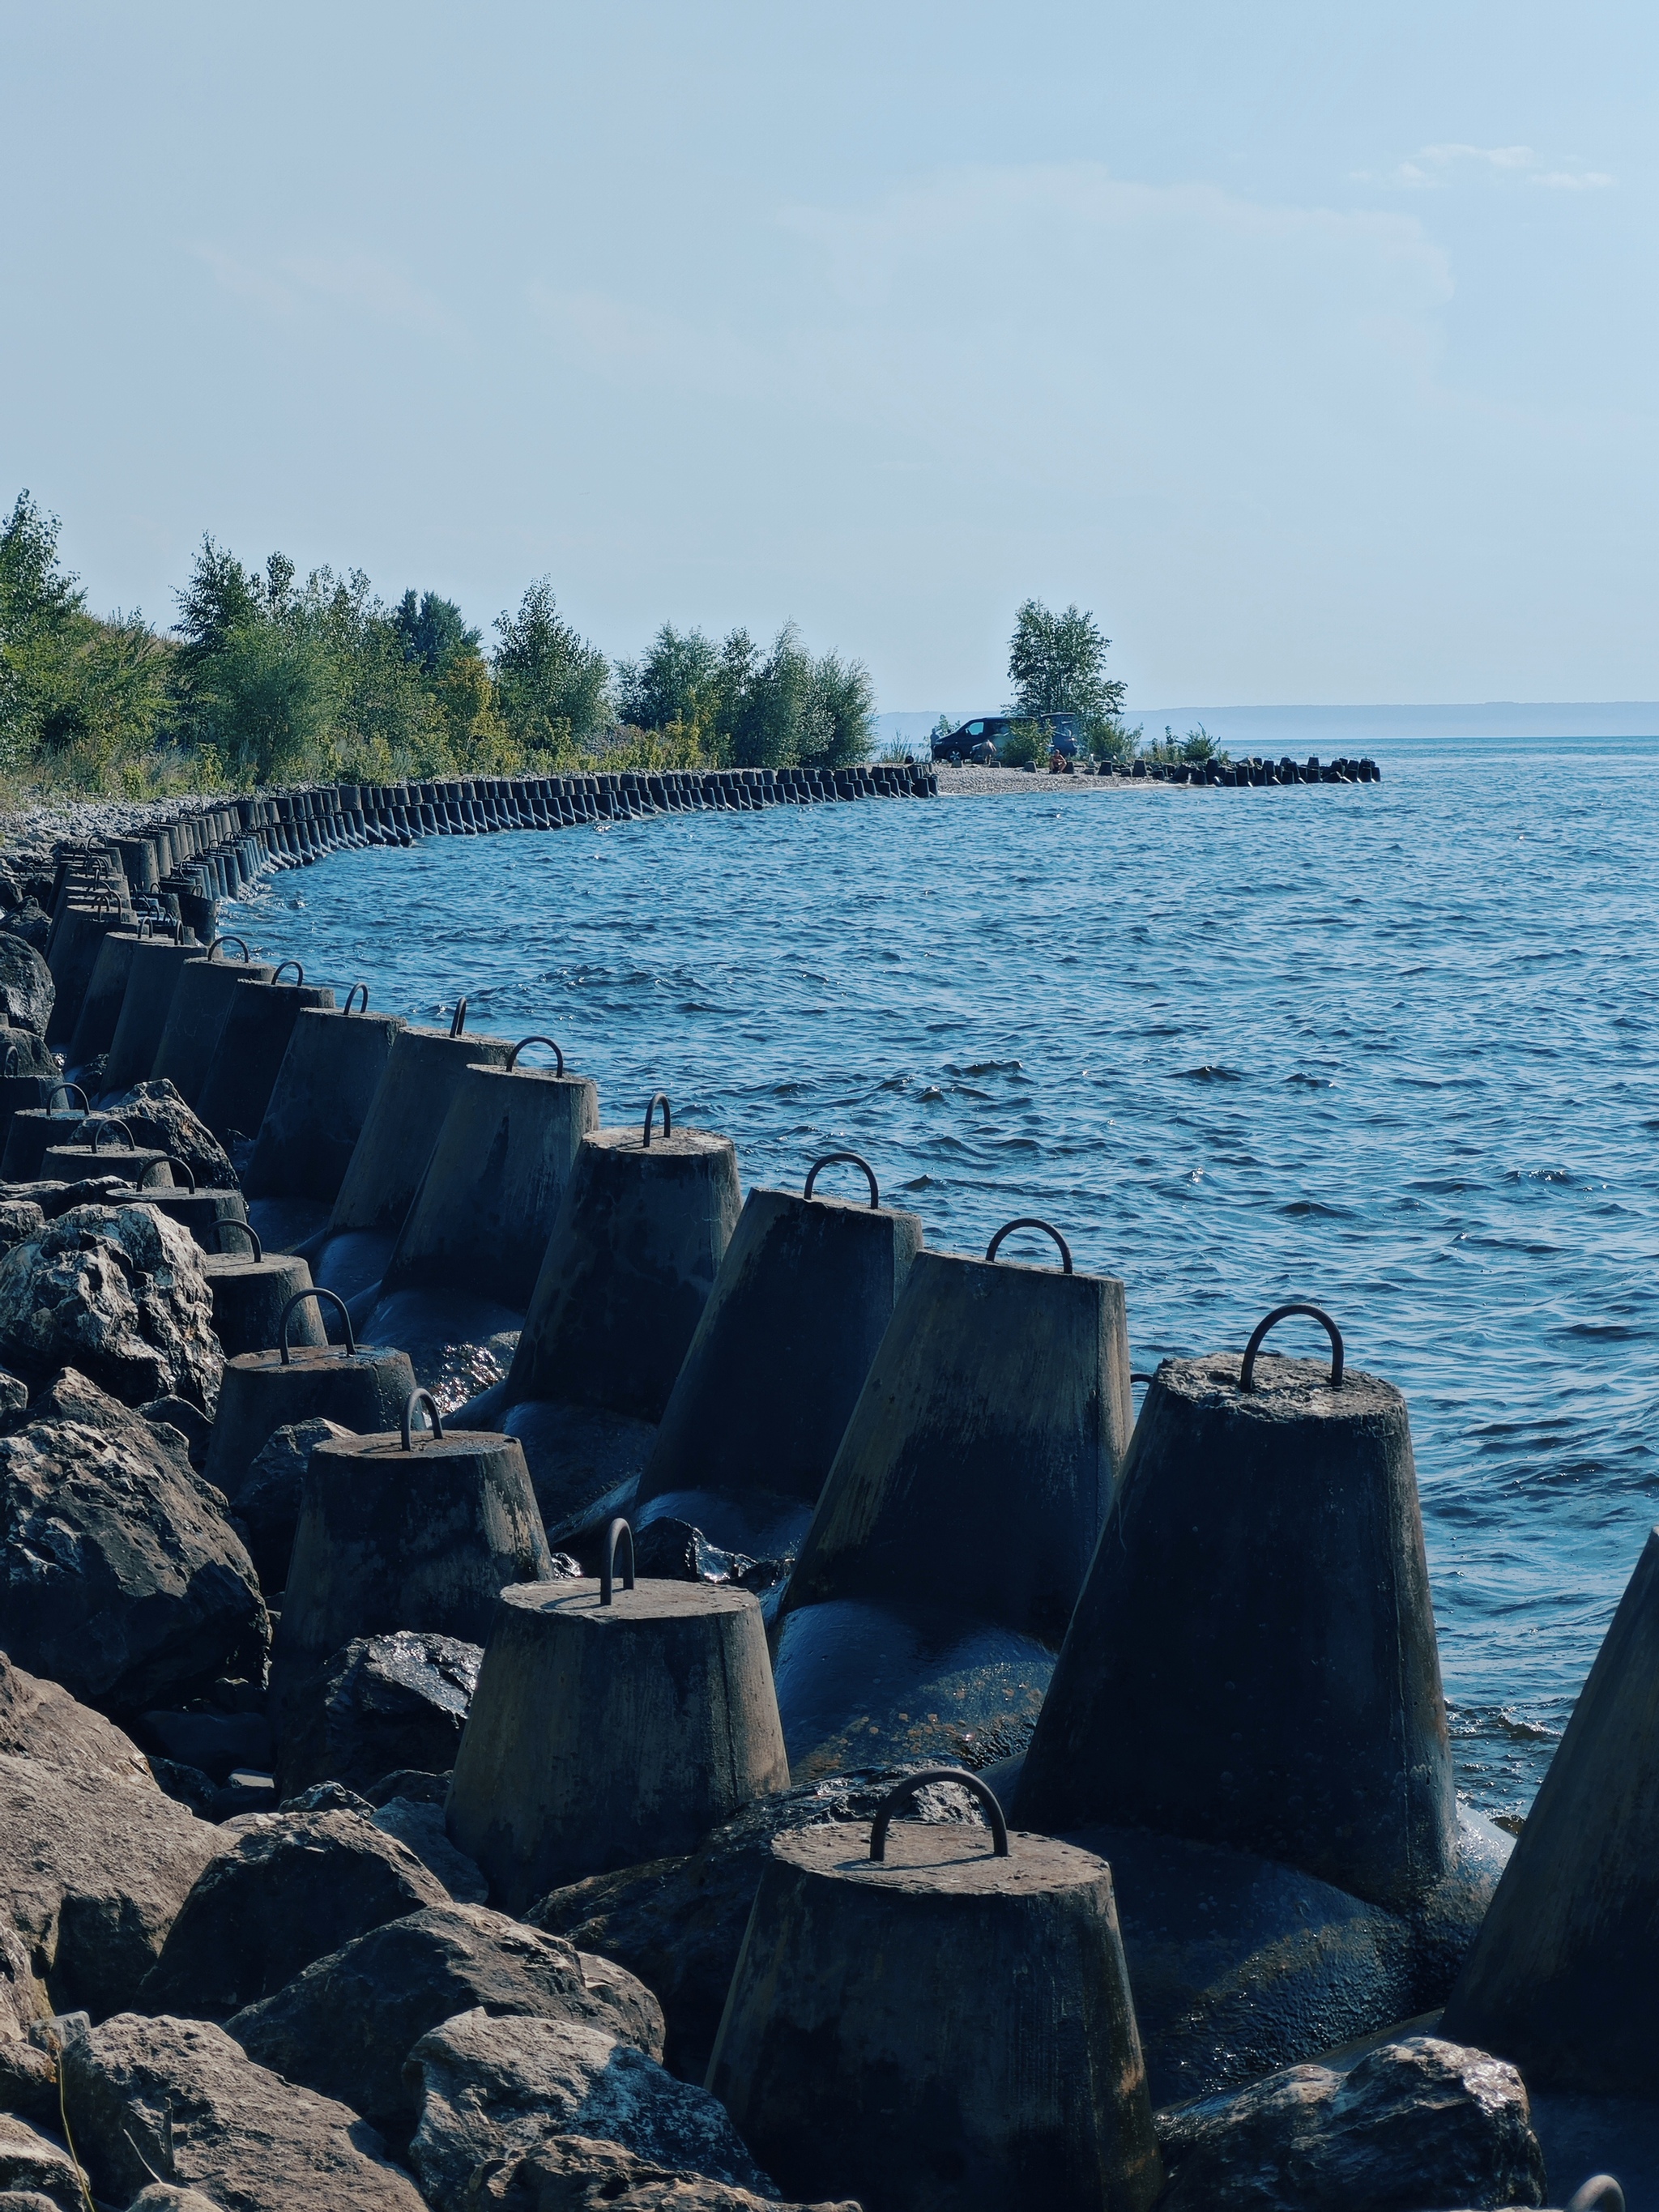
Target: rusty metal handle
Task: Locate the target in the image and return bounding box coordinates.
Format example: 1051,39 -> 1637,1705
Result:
1239,1303 -> 1344,1392
271,958 -> 304,985
450,998 -> 468,1036
212,1217 -> 262,1259
89,1118 -> 135,1153
401,1388 -> 445,1450
207,936 -> 250,962
342,982 -> 369,1014
508,1035 -> 565,1073
804,1151 -> 879,1208
869,1769 -> 1009,1861
1566,2184 -> 1625,2212
2,1046 -> 15,1078
279,1285 -> 355,1362
599,1517 -> 635,1605
169,1158 -> 198,1193
642,1093 -> 672,1147
48,1083 -> 87,1114
986,1217 -> 1073,1273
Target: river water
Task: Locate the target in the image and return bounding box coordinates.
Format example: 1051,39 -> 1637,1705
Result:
226,734 -> 1659,1824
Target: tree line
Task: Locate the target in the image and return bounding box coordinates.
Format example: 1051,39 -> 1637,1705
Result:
0,493 -> 880,795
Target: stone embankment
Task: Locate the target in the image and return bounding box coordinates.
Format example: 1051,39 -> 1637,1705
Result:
936,753 -> 1381,795
0,761 -> 1636,2212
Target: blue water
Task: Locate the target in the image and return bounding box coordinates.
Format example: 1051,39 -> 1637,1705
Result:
224,735 -> 1659,1823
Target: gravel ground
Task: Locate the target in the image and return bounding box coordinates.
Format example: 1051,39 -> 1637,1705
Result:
932,764 -> 1140,796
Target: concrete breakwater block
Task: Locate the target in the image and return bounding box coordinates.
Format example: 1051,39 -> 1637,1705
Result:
200,1221 -> 322,1358
317,1023 -> 517,1290
203,1289 -> 418,1503
247,1001 -> 407,1204
771,1221 -> 1130,1773
635,1157 -> 924,1566
486,1104 -> 740,1545
275,1396 -> 552,1674
196,969 -> 338,1144
447,1541 -> 788,1909
707,1771 -> 1164,2212
64,923 -> 145,1066
1443,1524 -> 1659,2096
151,935 -> 275,1105
101,935 -> 204,1091
1017,1308 -> 1458,1916
2,1100 -> 87,1181
377,1042 -> 599,1311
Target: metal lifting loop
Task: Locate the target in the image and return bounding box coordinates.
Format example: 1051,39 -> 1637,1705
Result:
599,1517 -> 635,1605
207,935 -> 251,962
2,1046 -> 16,1078
869,1769 -> 1009,1862
400,1388 -> 446,1451
804,1151 -> 880,1208
641,1093 -> 672,1147
343,982 -> 370,1014
48,1082 -> 87,1115
271,958 -> 305,985
89,1118 -> 135,1153
278,1285 -> 356,1362
507,1035 -> 565,1073
450,998 -> 468,1037
169,1158 -> 198,1193
1566,2184 -> 1625,2212
986,1217 -> 1073,1274
1239,1302 -> 1345,1392
212,1217 -> 263,1260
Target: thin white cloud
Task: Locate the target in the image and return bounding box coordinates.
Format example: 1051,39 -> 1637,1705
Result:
1533,170 -> 1614,190
1422,143 -> 1536,170
192,245 -> 467,344
1358,143 -> 1612,192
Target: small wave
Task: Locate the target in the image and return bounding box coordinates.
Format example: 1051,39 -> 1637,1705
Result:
1285,1072 -> 1336,1089
1278,1200 -> 1346,1218
1173,1064 -> 1245,1084
947,1059 -> 1026,1076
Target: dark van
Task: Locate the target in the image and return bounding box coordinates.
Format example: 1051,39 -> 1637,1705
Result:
932,713 -> 1081,763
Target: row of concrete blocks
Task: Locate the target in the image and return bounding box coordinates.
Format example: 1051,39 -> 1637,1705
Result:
1113,753 -> 1382,785
71,761 -> 937,933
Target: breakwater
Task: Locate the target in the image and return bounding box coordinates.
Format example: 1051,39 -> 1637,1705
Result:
44,764 -> 936,942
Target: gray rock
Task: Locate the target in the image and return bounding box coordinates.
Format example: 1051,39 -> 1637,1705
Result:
141,1808 -> 451,2019
275,1629 -> 480,1800
0,2192 -> 76,2212
0,944 -> 53,1038
0,1214 -> 42,1268
60,2010 -> 426,2211
98,1083 -> 236,1198
0,2116 -> 83,2211
0,1367 -> 267,1715
373,1798 -> 488,1904
138,1397 -> 213,1474
232,1418 -> 349,1596
1154,2034 -> 1547,2212
407,2010 -> 771,2212
0,904 -> 52,956
228,1902 -> 663,2142
138,1711 -> 272,1788
0,1657 -> 220,2019
467,2133 -> 862,2212
530,1765 -> 993,2078
0,1206 -> 222,1411
128,2189 -> 230,2212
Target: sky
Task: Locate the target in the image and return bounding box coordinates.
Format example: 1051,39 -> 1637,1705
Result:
2,2 -> 1653,713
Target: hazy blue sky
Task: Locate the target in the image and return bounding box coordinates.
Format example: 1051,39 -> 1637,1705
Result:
4,2 -> 1653,710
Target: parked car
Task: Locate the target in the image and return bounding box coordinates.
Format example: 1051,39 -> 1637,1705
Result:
932,713 -> 1081,763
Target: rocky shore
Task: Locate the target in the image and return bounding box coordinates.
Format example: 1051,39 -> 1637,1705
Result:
0,785 -> 1640,2212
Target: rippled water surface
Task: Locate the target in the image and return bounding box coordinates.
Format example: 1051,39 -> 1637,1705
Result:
227,735 -> 1659,1821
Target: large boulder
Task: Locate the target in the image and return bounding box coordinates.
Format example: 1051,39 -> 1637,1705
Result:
0,1368 -> 266,1715
275,1628 -> 480,1800
530,1767 -> 991,2079
0,943 -> 53,1038
407,2010 -> 771,2212
0,2115 -> 83,2210
231,1418 -> 349,1596
0,1656 -> 220,2020
228,1903 -> 663,2143
470,2134 -> 861,2212
0,904 -> 53,957
141,1808 -> 451,2020
60,2011 -> 427,2212
100,1082 -> 236,1196
0,1207 -> 222,1411
1155,2035 -> 1546,2212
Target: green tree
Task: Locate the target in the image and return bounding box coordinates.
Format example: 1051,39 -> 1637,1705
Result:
393,590 -> 481,678
615,623 -> 723,735
1007,597 -> 1132,760
493,581 -> 610,757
